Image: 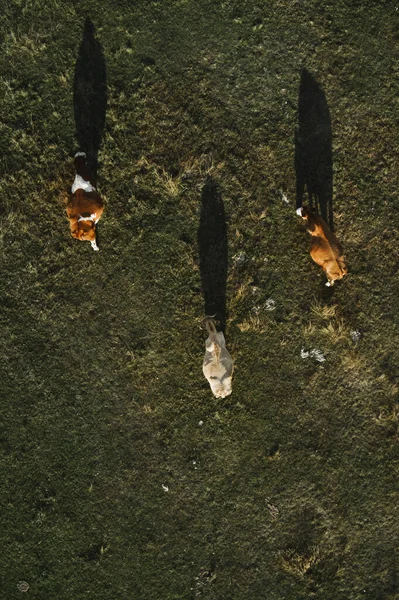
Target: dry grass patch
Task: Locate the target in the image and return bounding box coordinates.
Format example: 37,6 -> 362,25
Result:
373,406 -> 399,427
180,153 -> 225,178
310,301 -> 338,321
279,547 -> 320,577
304,301 -> 352,345
237,315 -> 267,334
319,320 -> 348,344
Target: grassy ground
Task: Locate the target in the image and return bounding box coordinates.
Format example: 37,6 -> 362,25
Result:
1,1 -> 399,598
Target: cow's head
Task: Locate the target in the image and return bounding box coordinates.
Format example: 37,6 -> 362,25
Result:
71,222 -> 96,242
296,205 -> 312,220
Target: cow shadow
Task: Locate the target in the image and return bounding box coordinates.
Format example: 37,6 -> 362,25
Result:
198,177 -> 228,333
73,18 -> 107,183
295,68 -> 334,230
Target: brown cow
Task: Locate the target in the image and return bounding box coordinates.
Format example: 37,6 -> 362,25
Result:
202,317 -> 234,398
65,152 -> 104,251
297,205 -> 347,286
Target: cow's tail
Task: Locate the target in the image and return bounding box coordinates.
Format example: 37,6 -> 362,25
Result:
74,152 -> 95,186
203,316 -> 217,335
74,151 -> 87,171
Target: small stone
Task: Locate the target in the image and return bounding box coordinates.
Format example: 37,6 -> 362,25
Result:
265,299 -> 276,311
311,349 -> 326,363
301,348 -> 325,362
233,252 -> 246,266
350,330 -> 362,342
17,582 -> 29,593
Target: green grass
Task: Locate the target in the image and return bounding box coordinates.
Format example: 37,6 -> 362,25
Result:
1,1 -> 399,598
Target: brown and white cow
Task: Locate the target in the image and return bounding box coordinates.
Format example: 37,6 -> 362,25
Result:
202,317 -> 234,398
65,152 -> 104,251
297,205 -> 347,286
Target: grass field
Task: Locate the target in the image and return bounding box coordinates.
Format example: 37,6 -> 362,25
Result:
1,1 -> 399,598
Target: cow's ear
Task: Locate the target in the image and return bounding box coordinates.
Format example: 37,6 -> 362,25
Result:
61,191 -> 70,204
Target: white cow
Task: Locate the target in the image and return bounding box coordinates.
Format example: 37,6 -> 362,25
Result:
202,317 -> 233,398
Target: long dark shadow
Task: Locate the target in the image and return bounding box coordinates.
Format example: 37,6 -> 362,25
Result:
295,68 -> 333,230
73,18 -> 107,182
198,177 -> 228,334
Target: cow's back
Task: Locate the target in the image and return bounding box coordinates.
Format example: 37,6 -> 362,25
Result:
67,189 -> 103,216
310,235 -> 346,281
203,332 -> 233,398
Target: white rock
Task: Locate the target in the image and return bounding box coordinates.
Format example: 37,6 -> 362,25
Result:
233,252 -> 246,266
311,349 -> 326,362
265,298 -> 276,311
280,190 -> 289,203
301,348 -> 325,362
350,330 -> 362,342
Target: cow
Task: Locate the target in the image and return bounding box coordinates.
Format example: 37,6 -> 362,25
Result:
202,316 -> 234,398
65,152 -> 104,251
297,205 -> 347,286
